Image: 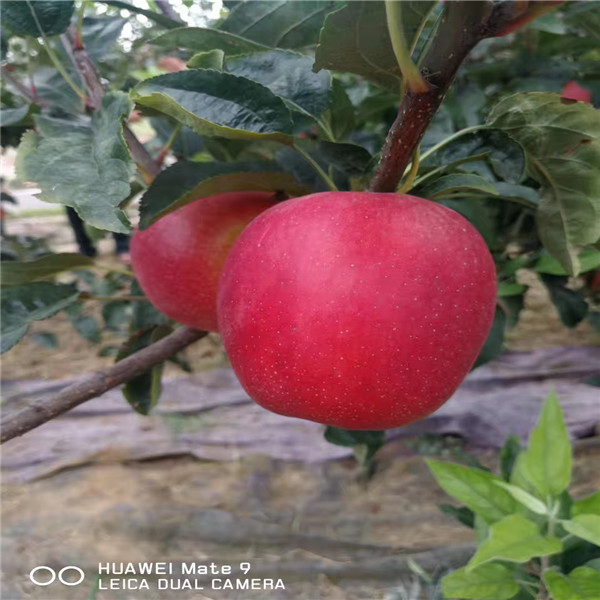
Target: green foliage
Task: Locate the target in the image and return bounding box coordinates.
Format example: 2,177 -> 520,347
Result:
544,567 -> 600,600
227,49 -> 332,122
427,459 -> 516,525
429,392 -> 600,599
0,1 -> 75,37
472,306 -> 506,369
139,160 -> 310,228
219,0 -> 334,49
540,275 -> 589,328
15,92 -> 135,233
132,70 -> 295,144
488,94 -> 600,276
573,492 -> 600,517
116,325 -> 171,415
151,27 -> 267,54
1,283 -> 80,353
324,427 -> 385,470
187,49 -> 224,70
510,391 -> 572,499
314,1 -> 435,91
419,129 -> 526,185
442,564 -> 520,600
467,514 -> 562,570
0,253 -> 94,287
417,173 -> 499,200
535,250 -> 600,276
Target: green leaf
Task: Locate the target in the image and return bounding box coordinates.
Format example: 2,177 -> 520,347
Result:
324,427 -> 385,467
487,93 -> 600,276
324,79 -> 355,141
426,459 -> 516,524
227,49 -> 332,121
129,280 -> 169,331
544,567 -> 600,600
0,27 -> 9,61
30,331 -> 58,349
585,559 -> 600,572
0,0 -> 74,37
1,283 -> 79,353
132,70 -> 294,145
511,391 -> 572,500
540,274 -> 589,328
439,503 -> 476,528
139,160 -> 310,229
102,302 -> 130,332
65,304 -> 101,344
498,283 -> 528,297
97,0 -> 181,29
15,92 -> 134,234
324,427 -> 385,448
187,49 -> 224,70
116,325 -> 171,415
151,26 -> 267,54
314,1 -> 400,92
220,0 -> 334,49
314,1 -> 435,92
535,250 -> 600,276
472,306 -> 506,369
574,492 -> 600,517
493,481 -> 548,515
318,141 -> 373,177
500,435 -> 522,481
1,253 -> 94,287
0,104 -> 30,127
494,182 -> 540,206
418,174 -> 498,200
560,537 -> 600,576
562,515 -> 600,547
424,129 -> 526,184
78,16 -> 126,63
442,563 -> 520,600
467,514 -> 561,570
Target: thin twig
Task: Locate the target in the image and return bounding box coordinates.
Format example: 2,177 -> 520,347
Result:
1,327 -> 207,444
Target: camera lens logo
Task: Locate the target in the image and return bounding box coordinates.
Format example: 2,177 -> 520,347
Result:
29,566 -> 85,586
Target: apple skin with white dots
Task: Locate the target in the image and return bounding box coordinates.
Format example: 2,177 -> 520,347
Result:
218,192 -> 497,430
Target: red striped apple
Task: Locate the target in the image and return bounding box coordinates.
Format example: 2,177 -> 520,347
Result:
218,192 -> 497,430
131,191 -> 278,332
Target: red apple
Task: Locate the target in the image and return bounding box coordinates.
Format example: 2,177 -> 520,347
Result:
218,192 -> 497,430
561,81 -> 592,104
131,191 -> 278,332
